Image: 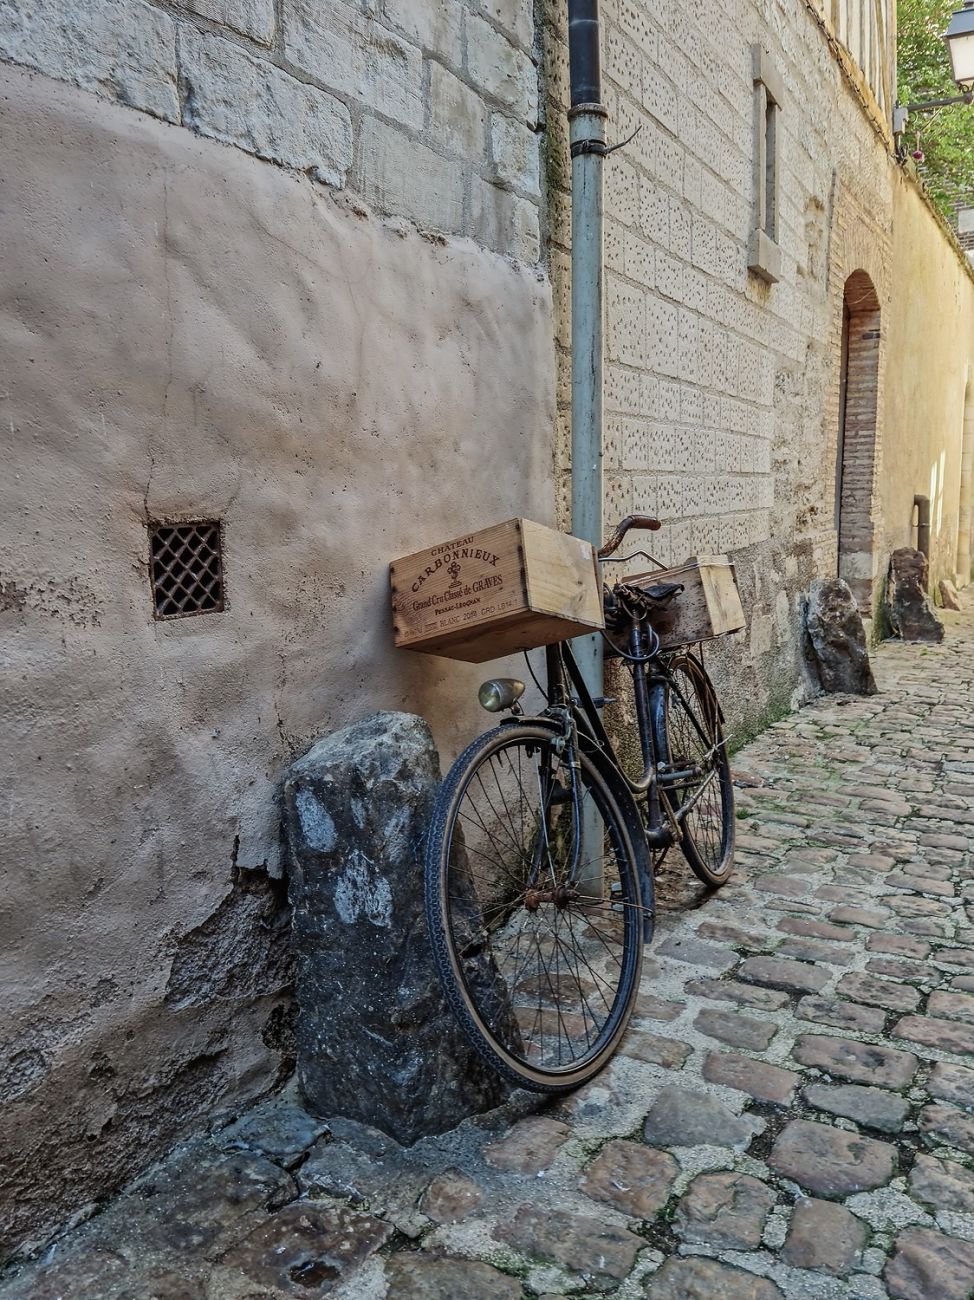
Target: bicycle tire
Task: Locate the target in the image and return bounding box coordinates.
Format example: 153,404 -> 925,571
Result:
425,723 -> 644,1093
656,654 -> 735,887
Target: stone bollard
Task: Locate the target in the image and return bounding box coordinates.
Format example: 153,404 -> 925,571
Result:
939,578 -> 962,611
803,579 -> 877,694
281,711 -> 507,1144
885,548 -> 944,642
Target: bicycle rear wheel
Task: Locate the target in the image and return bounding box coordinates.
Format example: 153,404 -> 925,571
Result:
656,654 -> 735,887
425,723 -> 644,1093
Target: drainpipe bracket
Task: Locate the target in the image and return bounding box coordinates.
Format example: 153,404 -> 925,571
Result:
571,123 -> 642,159
569,106 -> 608,158
568,102 -> 609,119
570,139 -> 609,157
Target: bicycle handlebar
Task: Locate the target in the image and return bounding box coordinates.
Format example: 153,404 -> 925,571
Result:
597,514 -> 662,559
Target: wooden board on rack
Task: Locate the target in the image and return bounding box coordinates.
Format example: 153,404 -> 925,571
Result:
623,555 -> 746,651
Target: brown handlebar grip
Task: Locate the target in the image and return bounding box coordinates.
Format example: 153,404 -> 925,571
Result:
598,513 -> 662,558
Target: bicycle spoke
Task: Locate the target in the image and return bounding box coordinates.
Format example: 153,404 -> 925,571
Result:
658,656 -> 734,885
428,724 -> 643,1088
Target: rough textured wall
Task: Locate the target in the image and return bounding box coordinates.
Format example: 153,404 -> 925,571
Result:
0,0 -> 542,262
0,65 -> 555,1259
544,0 -> 895,735
882,174 -> 974,592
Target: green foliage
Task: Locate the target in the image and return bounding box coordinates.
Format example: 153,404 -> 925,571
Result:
898,0 -> 974,221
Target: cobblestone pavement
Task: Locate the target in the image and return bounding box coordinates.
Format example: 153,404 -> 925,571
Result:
5,611 -> 974,1300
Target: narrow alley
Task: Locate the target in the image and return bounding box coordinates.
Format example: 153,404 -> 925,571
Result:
5,610 -> 974,1300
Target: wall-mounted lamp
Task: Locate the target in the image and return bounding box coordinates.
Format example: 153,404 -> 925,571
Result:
945,0 -> 974,91
894,0 -> 974,133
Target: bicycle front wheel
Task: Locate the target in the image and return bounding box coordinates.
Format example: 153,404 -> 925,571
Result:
657,654 -> 735,887
425,723 -> 643,1093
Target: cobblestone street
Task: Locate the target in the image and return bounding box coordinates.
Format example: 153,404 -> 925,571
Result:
5,610 -> 974,1300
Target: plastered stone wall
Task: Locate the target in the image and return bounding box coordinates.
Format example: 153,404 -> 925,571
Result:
0,65 -> 555,1258
882,173 -> 974,593
0,0 -> 542,263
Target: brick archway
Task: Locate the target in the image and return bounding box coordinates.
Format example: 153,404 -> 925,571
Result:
835,270 -> 882,608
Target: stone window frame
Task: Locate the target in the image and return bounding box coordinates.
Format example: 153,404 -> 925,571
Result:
748,46 -> 785,284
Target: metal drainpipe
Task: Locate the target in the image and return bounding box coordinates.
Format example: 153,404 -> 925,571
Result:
914,494 -> 931,560
957,370 -> 974,586
568,0 -> 607,709
568,0 -> 607,895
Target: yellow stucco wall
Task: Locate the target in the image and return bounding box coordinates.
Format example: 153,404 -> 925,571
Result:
882,171 -> 974,592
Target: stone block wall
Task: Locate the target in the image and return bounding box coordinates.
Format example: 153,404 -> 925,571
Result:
543,0 -> 897,729
0,0 -> 542,262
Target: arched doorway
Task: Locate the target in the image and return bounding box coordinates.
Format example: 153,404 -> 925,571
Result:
835,270 -> 881,609
957,366 -> 974,587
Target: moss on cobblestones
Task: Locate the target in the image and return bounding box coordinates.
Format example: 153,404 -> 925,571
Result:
727,697 -> 794,756
742,1103 -> 802,1164
632,1196 -> 681,1255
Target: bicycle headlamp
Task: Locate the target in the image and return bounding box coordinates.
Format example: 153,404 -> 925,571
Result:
477,678 -> 526,712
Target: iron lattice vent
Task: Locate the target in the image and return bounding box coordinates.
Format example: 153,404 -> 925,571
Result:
149,521 -> 225,620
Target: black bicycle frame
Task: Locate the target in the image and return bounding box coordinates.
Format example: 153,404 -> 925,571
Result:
545,621 -> 719,840
544,631 -> 669,852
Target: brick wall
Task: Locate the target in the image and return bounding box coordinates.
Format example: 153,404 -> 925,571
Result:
837,271 -> 883,608
0,0 -> 543,262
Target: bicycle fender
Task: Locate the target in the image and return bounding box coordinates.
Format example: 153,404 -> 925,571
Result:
509,715 -> 656,943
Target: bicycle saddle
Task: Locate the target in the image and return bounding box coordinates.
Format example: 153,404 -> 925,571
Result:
639,581 -> 684,602
606,579 -> 684,630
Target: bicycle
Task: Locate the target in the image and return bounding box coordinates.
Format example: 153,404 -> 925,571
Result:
424,514 -> 736,1093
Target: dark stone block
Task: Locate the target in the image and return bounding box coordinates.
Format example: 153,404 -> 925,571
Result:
643,1085 -> 761,1150
885,1227 -> 974,1300
674,1171 -> 775,1249
282,711 -> 507,1143
769,1119 -> 895,1196
649,1257 -> 784,1298
939,578 -> 962,610
792,1034 -> 918,1088
495,1205 -> 642,1284
218,1202 -> 392,1292
385,1255 -> 522,1300
783,1197 -> 866,1274
804,579 -> 877,694
804,1083 -> 909,1133
885,548 -> 944,642
702,1051 -> 798,1104
909,1153 -> 974,1214
581,1140 -> 678,1218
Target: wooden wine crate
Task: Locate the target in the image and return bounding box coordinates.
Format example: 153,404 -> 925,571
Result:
391,518 -> 604,663
624,555 -> 746,650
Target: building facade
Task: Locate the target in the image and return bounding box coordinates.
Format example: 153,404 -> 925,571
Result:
544,0 -> 974,731
1,0 -> 973,1260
